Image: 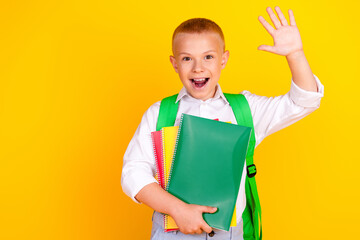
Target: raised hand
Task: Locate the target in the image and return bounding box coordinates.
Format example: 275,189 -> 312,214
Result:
257,6 -> 303,57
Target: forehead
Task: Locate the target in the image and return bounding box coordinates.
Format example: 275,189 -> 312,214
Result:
173,32 -> 224,55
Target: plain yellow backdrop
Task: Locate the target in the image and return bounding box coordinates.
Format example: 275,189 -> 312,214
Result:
1,0 -> 359,239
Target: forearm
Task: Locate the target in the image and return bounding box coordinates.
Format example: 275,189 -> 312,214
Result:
135,182 -> 186,216
135,182 -> 216,234
286,50 -> 318,92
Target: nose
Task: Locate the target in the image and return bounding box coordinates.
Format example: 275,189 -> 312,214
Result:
192,59 -> 204,73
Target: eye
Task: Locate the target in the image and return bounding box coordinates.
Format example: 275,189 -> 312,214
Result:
182,57 -> 191,61
205,55 -> 213,60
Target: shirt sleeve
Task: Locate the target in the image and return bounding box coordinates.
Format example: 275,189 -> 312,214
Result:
240,74 -> 324,146
121,101 -> 161,203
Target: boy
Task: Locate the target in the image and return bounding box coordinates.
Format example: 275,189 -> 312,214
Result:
121,6 -> 324,240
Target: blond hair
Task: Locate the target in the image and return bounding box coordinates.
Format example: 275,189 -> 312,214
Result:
172,18 -> 225,54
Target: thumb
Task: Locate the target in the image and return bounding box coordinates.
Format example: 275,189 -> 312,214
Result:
200,206 -> 218,213
257,45 -> 276,54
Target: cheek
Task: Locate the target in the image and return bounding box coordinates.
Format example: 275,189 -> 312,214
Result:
210,67 -> 221,76
206,61 -> 220,69
178,65 -> 191,76
177,68 -> 189,81
179,62 -> 191,70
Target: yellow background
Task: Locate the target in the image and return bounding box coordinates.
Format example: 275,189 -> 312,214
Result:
1,0 -> 359,239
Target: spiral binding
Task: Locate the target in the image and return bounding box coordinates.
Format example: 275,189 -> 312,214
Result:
160,128 -> 172,231
151,132 -> 160,184
161,129 -> 167,188
165,113 -> 184,192
163,212 -> 167,230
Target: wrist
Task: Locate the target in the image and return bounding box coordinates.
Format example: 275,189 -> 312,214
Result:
169,200 -> 187,218
286,49 -> 305,61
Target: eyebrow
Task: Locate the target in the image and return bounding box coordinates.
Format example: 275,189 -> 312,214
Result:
178,50 -> 217,55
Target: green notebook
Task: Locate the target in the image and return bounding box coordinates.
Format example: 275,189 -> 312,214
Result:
167,114 -> 252,231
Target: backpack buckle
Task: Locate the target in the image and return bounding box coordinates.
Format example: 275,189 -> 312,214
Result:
247,164 -> 257,178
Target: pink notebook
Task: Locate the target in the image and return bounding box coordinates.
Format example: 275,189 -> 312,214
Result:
151,130 -> 165,188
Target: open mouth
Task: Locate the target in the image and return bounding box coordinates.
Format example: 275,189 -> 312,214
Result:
190,78 -> 209,88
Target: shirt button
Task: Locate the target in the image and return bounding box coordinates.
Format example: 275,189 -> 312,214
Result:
208,231 -> 215,237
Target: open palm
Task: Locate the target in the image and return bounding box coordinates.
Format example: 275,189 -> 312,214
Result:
258,6 -> 303,57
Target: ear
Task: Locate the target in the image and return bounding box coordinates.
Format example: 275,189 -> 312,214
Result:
169,55 -> 179,73
221,50 -> 230,69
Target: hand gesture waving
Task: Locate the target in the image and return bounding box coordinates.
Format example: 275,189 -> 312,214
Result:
258,6 -> 303,57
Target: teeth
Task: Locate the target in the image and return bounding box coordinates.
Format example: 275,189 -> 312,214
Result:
192,78 -> 207,82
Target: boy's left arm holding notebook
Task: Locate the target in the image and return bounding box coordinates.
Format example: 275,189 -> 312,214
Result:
121,103 -> 216,235
136,182 -> 216,234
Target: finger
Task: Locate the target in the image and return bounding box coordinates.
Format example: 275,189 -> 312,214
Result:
200,206 -> 217,213
266,7 -> 281,29
201,223 -> 213,234
289,9 -> 297,26
274,6 -> 288,26
257,45 -> 277,54
258,16 -> 275,36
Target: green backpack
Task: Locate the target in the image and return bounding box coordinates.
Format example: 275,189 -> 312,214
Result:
156,93 -> 262,240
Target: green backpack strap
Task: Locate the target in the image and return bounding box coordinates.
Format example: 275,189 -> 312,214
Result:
224,93 -> 262,240
156,94 -> 179,131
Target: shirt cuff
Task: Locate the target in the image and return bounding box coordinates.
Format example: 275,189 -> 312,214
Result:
289,74 -> 324,108
121,171 -> 158,204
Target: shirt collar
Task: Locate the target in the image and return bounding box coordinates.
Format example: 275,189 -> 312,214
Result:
175,84 -> 228,104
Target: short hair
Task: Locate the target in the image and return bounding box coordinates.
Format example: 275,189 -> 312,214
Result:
172,18 -> 225,54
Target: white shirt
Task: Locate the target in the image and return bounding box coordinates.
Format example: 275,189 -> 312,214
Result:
121,74 -> 324,224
